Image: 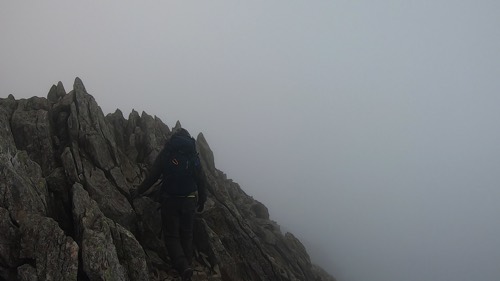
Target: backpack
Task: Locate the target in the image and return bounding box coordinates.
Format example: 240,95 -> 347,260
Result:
163,135 -> 200,193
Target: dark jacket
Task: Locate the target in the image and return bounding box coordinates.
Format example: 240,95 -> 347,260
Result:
136,133 -> 207,205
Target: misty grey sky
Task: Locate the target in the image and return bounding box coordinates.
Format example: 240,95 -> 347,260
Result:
2,1 -> 500,280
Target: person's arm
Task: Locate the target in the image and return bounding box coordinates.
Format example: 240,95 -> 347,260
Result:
132,149 -> 166,197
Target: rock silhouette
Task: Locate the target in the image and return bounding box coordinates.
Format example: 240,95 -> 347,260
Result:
0,78 -> 336,281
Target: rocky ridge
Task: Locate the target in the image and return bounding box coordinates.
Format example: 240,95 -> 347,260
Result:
0,78 -> 336,281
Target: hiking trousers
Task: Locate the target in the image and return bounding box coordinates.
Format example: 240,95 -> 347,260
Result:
161,196 -> 197,273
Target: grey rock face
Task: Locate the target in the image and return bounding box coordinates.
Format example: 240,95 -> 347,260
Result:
0,150 -> 49,218
0,107 -> 16,155
0,78 -> 336,281
11,98 -> 56,176
72,182 -> 148,280
0,207 -> 20,268
18,213 -> 79,281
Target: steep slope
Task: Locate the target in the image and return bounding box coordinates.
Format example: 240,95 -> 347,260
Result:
0,78 -> 336,281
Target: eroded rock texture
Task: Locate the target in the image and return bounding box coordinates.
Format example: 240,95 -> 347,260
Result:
0,78 -> 336,281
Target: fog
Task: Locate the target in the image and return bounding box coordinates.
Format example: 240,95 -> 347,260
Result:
2,1 -> 500,280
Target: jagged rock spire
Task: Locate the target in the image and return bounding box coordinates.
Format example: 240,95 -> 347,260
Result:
197,132 -> 217,174
73,77 -> 86,94
56,81 -> 66,97
47,84 -> 58,102
173,120 -> 182,131
47,81 -> 67,103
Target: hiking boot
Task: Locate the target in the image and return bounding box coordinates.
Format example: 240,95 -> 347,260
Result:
181,267 -> 193,281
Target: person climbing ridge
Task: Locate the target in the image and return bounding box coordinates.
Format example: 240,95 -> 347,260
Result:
131,128 -> 208,281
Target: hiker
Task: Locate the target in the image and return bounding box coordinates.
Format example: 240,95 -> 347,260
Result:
130,128 -> 207,281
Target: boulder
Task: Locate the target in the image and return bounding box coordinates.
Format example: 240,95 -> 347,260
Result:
18,214 -> 79,281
